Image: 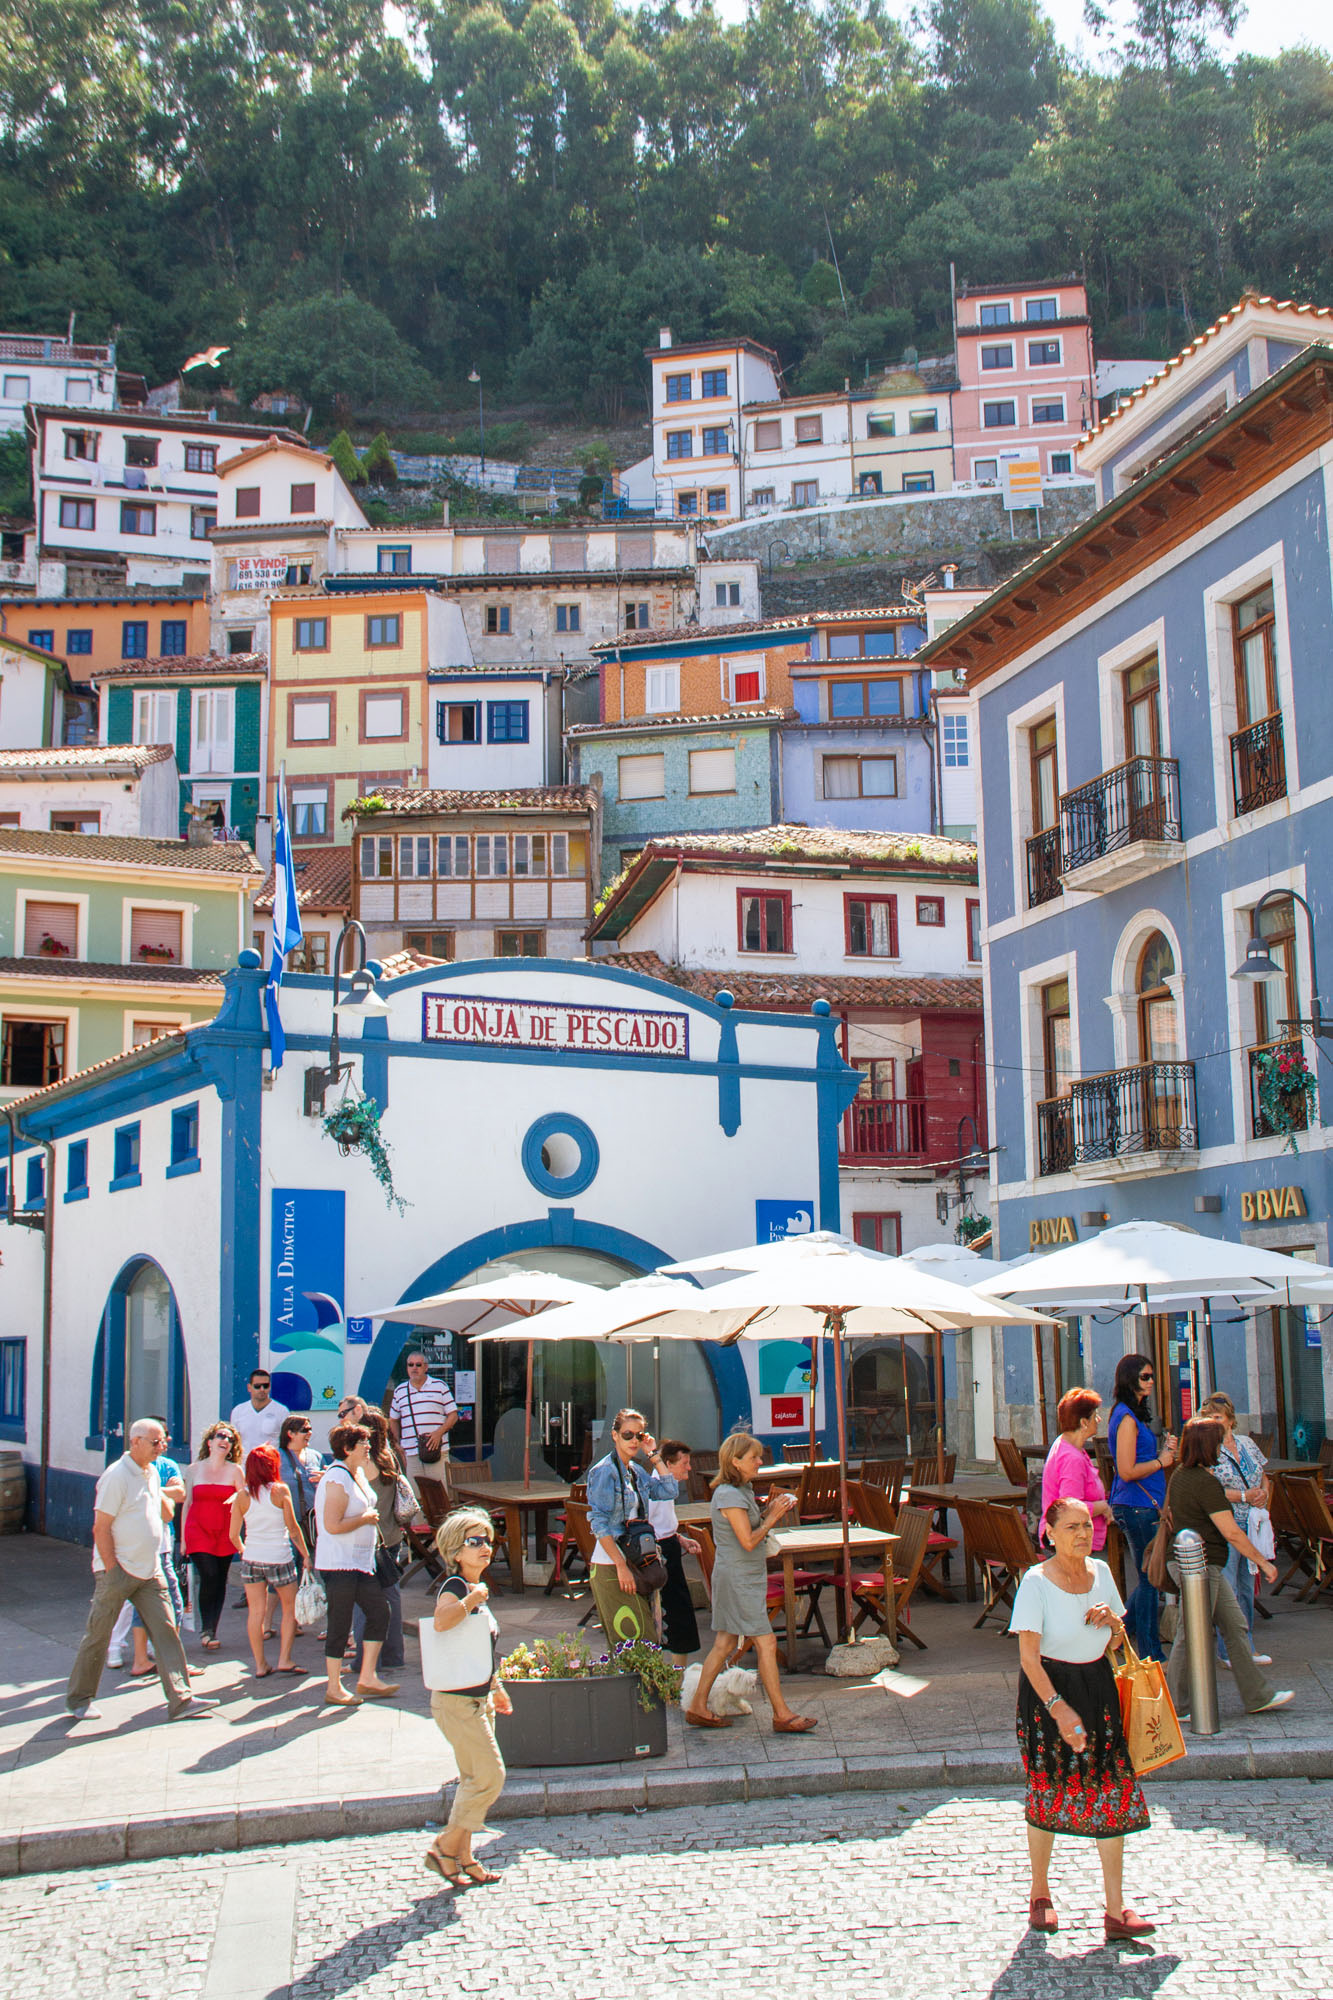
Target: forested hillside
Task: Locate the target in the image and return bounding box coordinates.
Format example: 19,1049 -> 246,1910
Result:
2,0 -> 1331,417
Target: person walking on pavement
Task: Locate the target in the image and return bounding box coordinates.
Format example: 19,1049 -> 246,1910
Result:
389,1352 -> 457,1493
649,1440 -> 701,1666
230,1368 -> 290,1459
65,1419 -> 216,1725
109,1414 -> 187,1675
424,1509 -> 514,1888
181,1422 -> 245,1650
1108,1354 -> 1176,1662
1198,1392 -> 1272,1667
230,1444 -> 312,1678
1165,1416 -> 1290,1719
314,1422 -> 399,1707
586,1408 -> 678,1647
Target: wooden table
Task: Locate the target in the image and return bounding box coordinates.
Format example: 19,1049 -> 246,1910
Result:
767,1524 -> 898,1667
675,1501 -> 713,1528
751,1463 -> 809,1490
449,1479 -> 569,1595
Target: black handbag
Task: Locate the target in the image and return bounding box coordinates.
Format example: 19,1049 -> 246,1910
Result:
612,1458 -> 668,1595
374,1537 -> 401,1588
405,1382 -> 441,1464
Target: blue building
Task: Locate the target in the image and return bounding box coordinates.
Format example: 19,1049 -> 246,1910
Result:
921,300 -> 1333,1455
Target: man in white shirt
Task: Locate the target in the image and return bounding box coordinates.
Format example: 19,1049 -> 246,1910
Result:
388,1352 -> 458,1489
229,1368 -> 289,1459
65,1419 -> 216,1724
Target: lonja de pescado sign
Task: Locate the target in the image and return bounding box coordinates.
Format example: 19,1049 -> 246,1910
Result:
423,991 -> 691,1059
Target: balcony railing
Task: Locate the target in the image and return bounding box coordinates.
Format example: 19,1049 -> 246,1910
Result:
1230,714 -> 1286,816
1026,825 -> 1062,908
1060,756 -> 1181,873
1066,1062 -> 1197,1166
842,1097 -> 927,1160
1248,1038 -> 1312,1142
1037,1097 -> 1074,1176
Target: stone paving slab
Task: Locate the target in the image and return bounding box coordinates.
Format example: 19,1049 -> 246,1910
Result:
4,1531 -> 1332,1876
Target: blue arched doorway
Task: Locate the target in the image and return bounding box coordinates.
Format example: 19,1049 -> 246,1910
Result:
89,1257 -> 191,1462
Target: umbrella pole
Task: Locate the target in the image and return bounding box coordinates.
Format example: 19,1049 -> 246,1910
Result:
808,1337 -> 819,1459
1035,1326 -> 1049,1448
523,1337 -> 534,1490
1203,1298 -> 1218,1399
830,1311 -> 857,1644
933,1328 -> 946,1482
900,1333 -> 913,1455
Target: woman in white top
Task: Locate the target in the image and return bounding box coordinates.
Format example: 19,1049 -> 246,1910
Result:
1009,1497 -> 1153,1942
229,1444 -> 310,1678
314,1422 -> 398,1707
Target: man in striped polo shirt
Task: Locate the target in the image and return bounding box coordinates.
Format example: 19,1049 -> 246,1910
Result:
388,1351 -> 458,1490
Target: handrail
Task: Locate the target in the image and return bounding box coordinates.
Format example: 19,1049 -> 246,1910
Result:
1060,754 -> 1181,869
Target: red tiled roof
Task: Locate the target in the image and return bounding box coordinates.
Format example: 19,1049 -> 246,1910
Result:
378,946 -> 449,977
0,956 -> 222,986
342,786 -> 597,821
569,707 -> 794,737
600,951 -> 982,1013
3,1033 -> 190,1114
255,845 -> 352,914
0,744 -> 173,772
92,652 -> 267,681
0,828 -> 260,873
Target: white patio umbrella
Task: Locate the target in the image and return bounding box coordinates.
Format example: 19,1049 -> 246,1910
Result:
363,1268 -> 605,1486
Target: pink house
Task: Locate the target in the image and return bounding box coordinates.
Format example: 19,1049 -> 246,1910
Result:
950,279 -> 1095,487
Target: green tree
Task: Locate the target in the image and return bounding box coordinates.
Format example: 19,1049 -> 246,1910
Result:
328,430 -> 368,484
231,292 -> 436,415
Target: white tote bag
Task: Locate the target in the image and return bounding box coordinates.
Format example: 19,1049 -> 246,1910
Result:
419,1605 -> 497,1691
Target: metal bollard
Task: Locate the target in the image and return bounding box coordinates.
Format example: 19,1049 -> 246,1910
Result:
1174,1528 -> 1219,1735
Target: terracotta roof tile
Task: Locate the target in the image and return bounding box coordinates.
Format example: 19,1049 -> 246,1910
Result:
0,827 -> 261,873
3,1033 -> 190,1114
255,845 -> 352,914
0,956 -> 222,986
342,785 -> 597,821
0,744 -> 173,771
599,950 -> 982,1013
378,946 -> 449,977
92,652 -> 267,681
569,707 -> 795,737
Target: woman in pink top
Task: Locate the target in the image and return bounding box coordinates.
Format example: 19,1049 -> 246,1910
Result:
1041,1390 -> 1114,1550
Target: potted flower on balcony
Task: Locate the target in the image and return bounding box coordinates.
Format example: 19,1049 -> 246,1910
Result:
39,933 -> 71,957
495,1632 -> 680,1766
138,941 -> 176,962
1254,1043 -> 1318,1154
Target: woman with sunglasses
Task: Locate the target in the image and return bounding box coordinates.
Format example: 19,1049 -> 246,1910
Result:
585,1408 -> 679,1648
424,1509 -> 513,1888
181,1422 -> 245,1651
1108,1354 -> 1177,1663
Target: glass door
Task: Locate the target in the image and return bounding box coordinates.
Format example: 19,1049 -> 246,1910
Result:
1269,1246 -> 1324,1458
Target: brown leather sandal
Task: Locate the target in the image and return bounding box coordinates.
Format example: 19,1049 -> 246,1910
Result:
772,1714 -> 818,1733
685,1708 -> 732,1728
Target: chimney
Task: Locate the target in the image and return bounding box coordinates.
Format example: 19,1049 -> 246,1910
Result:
941,562 -> 959,591
658,327 -> 673,350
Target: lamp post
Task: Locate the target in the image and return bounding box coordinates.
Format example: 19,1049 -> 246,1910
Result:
302,919 -> 391,1116
1230,888 -> 1332,1038
468,367 -> 485,489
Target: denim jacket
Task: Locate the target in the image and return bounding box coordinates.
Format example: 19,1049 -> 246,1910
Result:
279,1445 -> 318,1516
586,1452 -> 678,1546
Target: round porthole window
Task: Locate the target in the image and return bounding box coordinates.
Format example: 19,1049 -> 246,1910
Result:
521,1113 -> 600,1198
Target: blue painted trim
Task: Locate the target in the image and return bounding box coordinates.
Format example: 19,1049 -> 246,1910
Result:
201,966 -> 266,1414
714,990 -> 740,1136
166,1156 -> 202,1180
62,1185 -> 90,1203
109,1172 -> 142,1193
275,1028 -> 833,1091
520,1113 -> 600,1197
589,626 -> 814,665
0,1421 -> 24,1442
360,1009 -> 390,1108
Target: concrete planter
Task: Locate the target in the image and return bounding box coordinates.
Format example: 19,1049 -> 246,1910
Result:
495,1674 -> 669,1767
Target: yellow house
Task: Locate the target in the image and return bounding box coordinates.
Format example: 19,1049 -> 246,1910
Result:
266,586 -> 472,845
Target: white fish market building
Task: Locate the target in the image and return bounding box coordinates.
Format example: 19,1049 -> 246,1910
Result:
2,951 -> 862,1541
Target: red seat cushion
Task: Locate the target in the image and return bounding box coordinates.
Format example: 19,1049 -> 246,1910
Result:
764,1569 -> 825,1599
926,1532 -> 956,1551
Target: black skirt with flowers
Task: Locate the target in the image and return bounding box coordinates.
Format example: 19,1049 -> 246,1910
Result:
1017,1655 -> 1150,1838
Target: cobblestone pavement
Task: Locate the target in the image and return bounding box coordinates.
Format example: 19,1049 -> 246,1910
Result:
2,1781 -> 1331,2000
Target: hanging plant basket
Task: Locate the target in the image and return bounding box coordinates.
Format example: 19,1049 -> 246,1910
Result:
321,1086 -> 409,1212
1254,1043 -> 1318,1155
955,1211 -> 990,1246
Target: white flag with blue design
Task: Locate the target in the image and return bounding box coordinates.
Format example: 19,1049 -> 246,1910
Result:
265,765 -> 304,1070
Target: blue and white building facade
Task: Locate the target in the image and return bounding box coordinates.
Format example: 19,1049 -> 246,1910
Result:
2,952 -> 862,1541
921,301 -> 1333,1454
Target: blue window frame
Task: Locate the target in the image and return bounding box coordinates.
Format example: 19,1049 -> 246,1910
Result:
111,1123 -> 141,1190
27,630 -> 54,652
700,369 -> 728,398
160,620 -> 187,655
24,1154 -> 45,1209
168,1103 -> 200,1177
65,629 -> 92,654
122,620 -> 149,659
65,1139 -> 89,1201
377,545 -> 411,574
555,604 -> 580,633
0,1338 -> 25,1434
487,701 -> 529,744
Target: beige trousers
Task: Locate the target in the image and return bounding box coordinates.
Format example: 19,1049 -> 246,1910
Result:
66,1563 -> 192,1713
430,1691 -> 506,1831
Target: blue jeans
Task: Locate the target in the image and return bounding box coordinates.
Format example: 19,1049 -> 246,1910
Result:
1218,1544 -> 1255,1662
132,1551 -> 183,1632
1113,1504 -> 1164,1661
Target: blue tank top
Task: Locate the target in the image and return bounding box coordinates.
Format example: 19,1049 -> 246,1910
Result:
1108,1401 -> 1165,1508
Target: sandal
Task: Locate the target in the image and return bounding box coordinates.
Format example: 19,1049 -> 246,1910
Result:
322,1690 -> 362,1707
461,1863 -> 501,1885
253,1667 -> 273,1679
684,1709 -> 732,1729
200,1637 -> 221,1651
424,1849 -> 471,1888
772,1714 -> 818,1734
274,1664 -> 306,1675
1029,1896 -> 1058,1933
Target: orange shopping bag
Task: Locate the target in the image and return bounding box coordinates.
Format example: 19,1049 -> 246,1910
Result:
1113,1639 -> 1186,1775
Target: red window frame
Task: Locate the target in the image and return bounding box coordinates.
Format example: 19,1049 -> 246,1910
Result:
966,898 -> 982,961
852,1212 -> 902,1255
843,893 -> 898,958
736,888 -> 793,954
916,895 -> 945,927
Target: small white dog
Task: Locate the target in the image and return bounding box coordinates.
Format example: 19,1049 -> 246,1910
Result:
680,1662 -> 760,1717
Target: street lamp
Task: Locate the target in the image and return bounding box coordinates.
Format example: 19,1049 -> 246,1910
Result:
303,919 -> 391,1115
468,367 -> 485,487
1230,887 -> 1332,1038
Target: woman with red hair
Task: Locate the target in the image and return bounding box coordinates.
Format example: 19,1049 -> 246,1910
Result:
1041,1390 -> 1114,1550
230,1444 -> 311,1678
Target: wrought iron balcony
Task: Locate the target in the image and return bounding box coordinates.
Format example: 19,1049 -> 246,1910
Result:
841,1096 -> 927,1161
1037,1096 -> 1074,1177
1025,825 -> 1063,908
1065,1061 -> 1198,1172
1248,1038 -> 1313,1142
1230,714 -> 1286,816
1060,756 -> 1182,889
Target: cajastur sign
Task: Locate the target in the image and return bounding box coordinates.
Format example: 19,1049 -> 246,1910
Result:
422,991 -> 691,1059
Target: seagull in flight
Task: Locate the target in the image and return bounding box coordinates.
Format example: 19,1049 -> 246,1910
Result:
182,346 -> 230,371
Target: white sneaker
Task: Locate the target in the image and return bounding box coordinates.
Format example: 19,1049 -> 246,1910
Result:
1251,1654 -> 1273,1666
106,1650 -> 125,1668
1253,1690 -> 1294,1713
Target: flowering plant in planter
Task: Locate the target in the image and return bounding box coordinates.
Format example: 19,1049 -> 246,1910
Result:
500,1632 -> 683,1713
39,933 -> 71,957
321,1089 -> 408,1212
138,942 -> 176,961
1254,1043 -> 1318,1155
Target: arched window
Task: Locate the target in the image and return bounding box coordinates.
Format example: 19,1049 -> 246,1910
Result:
1137,931 -> 1179,1067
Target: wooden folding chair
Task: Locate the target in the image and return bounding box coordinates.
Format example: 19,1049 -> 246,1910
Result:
398,1474 -> 451,1588
1282,1476 -> 1333,1604
1318,1437 -> 1333,1472
913,1451 -> 956,1486
1091,1437 -> 1115,1498
795,1460 -> 845,1522
549,1499 -> 600,1626
843,1479 -> 930,1648
783,1442 -> 818,1463
858,1459 -> 907,1509
957,1498 -> 1036,1631
1252,1432 -> 1275,1460
993,1435 -> 1027,1488
1269,1473 -> 1313,1597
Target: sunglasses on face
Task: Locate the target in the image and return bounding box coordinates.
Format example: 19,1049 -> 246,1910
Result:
618,1430 -> 647,1443
462,1534 -> 493,1549
292,1424 -> 311,1434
